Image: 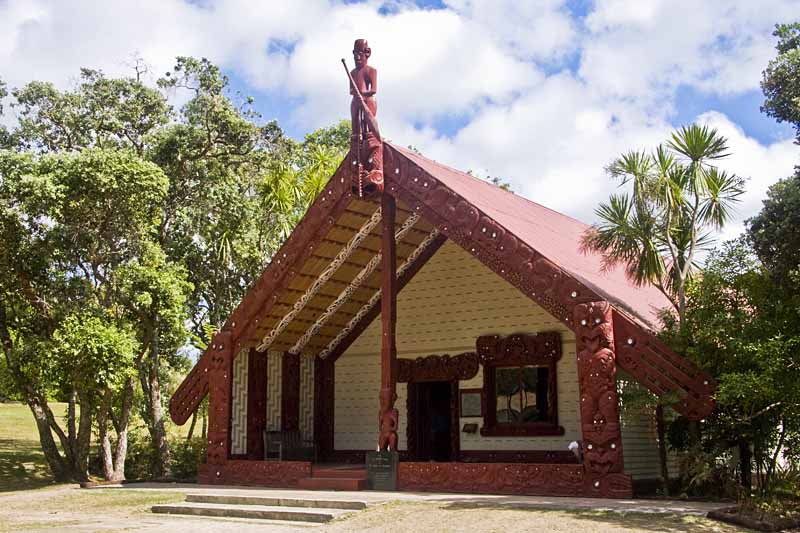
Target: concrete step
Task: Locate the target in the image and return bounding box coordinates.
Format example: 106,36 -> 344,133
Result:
311,467 -> 368,480
151,502 -> 349,523
185,493 -> 367,510
297,476 -> 368,491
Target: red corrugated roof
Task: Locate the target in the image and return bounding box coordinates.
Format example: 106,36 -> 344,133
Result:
393,144 -> 673,330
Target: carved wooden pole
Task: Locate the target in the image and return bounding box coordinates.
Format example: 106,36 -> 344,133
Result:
574,301 -> 632,497
206,330 -> 233,479
378,192 -> 399,451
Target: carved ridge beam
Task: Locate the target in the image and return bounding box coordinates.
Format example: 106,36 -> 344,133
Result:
257,207 -> 382,352
289,213 -> 420,356
319,228 -> 445,359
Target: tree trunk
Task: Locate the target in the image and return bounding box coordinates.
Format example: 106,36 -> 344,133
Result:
655,404 -> 670,493
75,389 -> 92,481
28,400 -> 74,482
112,376 -> 135,480
97,388 -> 116,480
143,317 -> 171,478
738,439 -> 752,493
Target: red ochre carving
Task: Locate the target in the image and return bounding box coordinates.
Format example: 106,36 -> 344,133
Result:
206,331 -> 233,466
398,462 -> 585,497
575,302 -> 625,476
198,460 -> 311,487
397,352 -> 479,383
348,38 -> 383,197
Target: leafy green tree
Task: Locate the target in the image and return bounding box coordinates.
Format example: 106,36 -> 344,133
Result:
761,22 -> 800,144
748,177 -> 800,287
0,148 -> 171,481
663,240 -> 800,494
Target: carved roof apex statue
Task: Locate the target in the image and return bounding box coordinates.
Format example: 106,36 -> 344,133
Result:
343,38 -> 383,198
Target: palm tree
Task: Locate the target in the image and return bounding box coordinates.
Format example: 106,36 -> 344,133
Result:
582,124 -> 744,325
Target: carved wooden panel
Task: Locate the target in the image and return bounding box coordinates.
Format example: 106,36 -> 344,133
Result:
206,331 -> 233,465
198,460 -> 311,487
613,310 -> 715,420
575,302 -> 625,476
398,462 -> 585,497
397,352 -> 479,383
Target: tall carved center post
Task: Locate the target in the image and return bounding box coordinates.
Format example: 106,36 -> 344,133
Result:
378,192 -> 398,451
206,330 -> 234,474
574,301 -> 632,497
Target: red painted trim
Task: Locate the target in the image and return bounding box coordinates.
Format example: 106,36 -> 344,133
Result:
206,331 -> 233,466
378,192 -> 399,451
459,450 -> 578,463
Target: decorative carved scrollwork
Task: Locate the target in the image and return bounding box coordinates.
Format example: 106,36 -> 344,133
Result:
397,352 -> 479,383
575,302 -> 624,476
206,331 -> 233,465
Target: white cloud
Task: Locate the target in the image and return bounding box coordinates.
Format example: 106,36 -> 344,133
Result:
0,0 -> 797,249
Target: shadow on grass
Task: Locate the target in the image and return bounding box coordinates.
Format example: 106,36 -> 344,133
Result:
437,501 -> 742,532
0,438 -> 57,492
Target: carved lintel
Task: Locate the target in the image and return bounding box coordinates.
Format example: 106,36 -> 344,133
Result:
397,352 -> 479,383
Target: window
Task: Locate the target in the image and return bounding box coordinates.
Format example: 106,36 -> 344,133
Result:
477,332 -> 564,437
494,365 -> 550,425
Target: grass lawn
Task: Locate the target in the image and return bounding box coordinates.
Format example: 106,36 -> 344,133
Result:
0,402 -> 70,492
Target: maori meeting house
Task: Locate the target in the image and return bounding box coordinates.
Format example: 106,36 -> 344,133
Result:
169,40 -> 715,498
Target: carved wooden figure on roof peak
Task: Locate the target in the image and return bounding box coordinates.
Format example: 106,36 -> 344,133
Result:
346,38 -> 383,198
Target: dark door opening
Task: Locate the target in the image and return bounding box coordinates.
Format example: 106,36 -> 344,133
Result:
411,381 -> 452,461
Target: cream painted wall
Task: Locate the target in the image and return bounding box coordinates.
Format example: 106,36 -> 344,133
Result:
334,240 -> 579,452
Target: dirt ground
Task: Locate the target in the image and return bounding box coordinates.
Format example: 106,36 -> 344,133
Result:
0,485 -> 747,533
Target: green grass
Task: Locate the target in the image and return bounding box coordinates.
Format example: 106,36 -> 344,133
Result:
0,402 -> 70,492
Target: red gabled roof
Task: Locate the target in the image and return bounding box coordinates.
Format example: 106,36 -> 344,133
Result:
393,145 -> 671,330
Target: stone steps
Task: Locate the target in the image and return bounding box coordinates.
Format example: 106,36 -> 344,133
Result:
186,493 -> 367,510
151,493 -> 367,524
297,465 -> 369,491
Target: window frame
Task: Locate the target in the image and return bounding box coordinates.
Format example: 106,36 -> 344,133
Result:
477,332 -> 565,437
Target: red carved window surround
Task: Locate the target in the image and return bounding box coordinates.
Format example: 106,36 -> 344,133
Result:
477,332 -> 565,437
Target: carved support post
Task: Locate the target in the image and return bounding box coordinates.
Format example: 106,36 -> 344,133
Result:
282,352 -> 300,431
246,348 -> 268,459
378,192 -> 398,451
206,331 -> 233,471
574,301 -> 632,498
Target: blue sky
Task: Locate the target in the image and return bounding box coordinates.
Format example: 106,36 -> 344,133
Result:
1,0 -> 798,242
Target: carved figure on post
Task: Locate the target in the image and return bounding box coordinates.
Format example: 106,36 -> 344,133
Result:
378,386 -> 398,451
343,38 -> 383,197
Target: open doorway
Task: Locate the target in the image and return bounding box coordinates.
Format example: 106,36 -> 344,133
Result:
409,381 -> 454,461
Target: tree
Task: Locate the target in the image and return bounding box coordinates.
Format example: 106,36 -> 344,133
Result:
0,148 -> 170,481
747,177 -> 800,287
581,124 -> 744,491
663,240 -> 800,494
761,22 -> 800,144
582,124 -> 744,324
